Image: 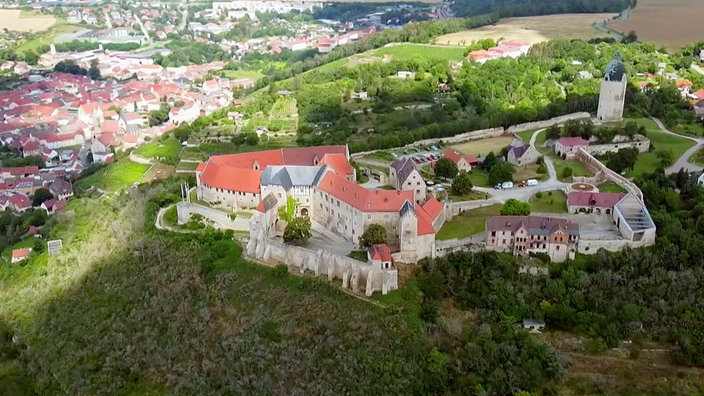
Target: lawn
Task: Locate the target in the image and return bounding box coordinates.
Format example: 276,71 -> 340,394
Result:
373,44 -> 467,62
597,181 -> 626,193
515,128 -> 541,143
220,69 -> 264,81
450,136 -> 513,158
627,129 -> 695,177
134,138 -> 181,159
448,190 -> 489,202
529,190 -> 567,213
75,160 -> 150,192
435,204 -> 501,240
514,163 -> 547,182
554,159 -> 590,181
364,150 -> 394,163
468,170 -> 491,187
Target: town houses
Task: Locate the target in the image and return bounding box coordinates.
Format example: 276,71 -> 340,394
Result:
196,146 -> 447,261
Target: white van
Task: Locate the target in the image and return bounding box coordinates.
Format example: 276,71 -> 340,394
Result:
501,181 -> 514,189
526,179 -> 538,187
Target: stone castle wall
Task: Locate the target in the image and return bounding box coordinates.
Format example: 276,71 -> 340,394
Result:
506,112 -> 592,134
574,148 -> 643,201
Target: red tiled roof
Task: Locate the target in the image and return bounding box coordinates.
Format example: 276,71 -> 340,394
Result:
12,248 -> 30,259
414,203 -> 436,236
421,197 -> 443,220
443,149 -> 479,165
199,162 -> 261,194
317,171 -> 412,212
196,162 -> 206,172
557,137 -> 588,147
693,88 -> 704,99
567,192 -> 625,208
369,244 -> 392,261
319,153 -> 354,176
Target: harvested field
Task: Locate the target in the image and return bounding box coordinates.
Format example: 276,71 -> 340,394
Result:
434,13 -> 616,45
0,9 -> 55,32
608,0 -> 704,51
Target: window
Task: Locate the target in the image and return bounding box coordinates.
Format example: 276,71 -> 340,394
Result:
556,246 -> 560,251
367,214 -> 371,220
491,231 -> 496,237
278,193 -> 282,198
502,239 -> 506,244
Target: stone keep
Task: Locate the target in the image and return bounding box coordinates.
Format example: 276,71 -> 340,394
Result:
597,51 -> 627,122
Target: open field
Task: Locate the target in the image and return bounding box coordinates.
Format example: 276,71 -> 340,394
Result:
0,9 -> 55,32
624,118 -> 696,177
221,69 -> 264,81
14,24 -> 83,55
374,44 -> 467,62
530,190 -> 567,213
450,136 -> 513,158
434,13 -> 615,46
514,163 -> 546,182
134,138 -> 181,159
436,204 -> 501,240
608,0 -> 704,51
75,160 -> 150,192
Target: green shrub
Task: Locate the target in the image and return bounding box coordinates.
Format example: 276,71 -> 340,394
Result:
535,192 -> 543,199
273,264 -> 289,278
259,321 -> 283,343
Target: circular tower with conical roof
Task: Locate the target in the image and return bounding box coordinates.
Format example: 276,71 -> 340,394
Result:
597,51 -> 627,122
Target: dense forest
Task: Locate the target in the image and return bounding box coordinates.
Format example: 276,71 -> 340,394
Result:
451,0 -> 633,18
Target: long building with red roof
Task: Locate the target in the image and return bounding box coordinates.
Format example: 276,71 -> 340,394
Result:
196,145 -> 446,259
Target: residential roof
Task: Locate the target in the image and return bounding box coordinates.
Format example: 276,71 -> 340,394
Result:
509,144 -> 530,159
390,157 -> 419,185
369,244 -> 392,262
443,149 -> 479,165
49,179 -> 73,197
12,248 -> 30,260
317,171 -> 413,212
557,137 -> 588,147
567,192 -> 625,208
486,215 -> 580,237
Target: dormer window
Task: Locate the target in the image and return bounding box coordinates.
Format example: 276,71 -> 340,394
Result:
313,155 -> 319,165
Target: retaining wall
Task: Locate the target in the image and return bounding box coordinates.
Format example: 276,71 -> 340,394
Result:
435,233 -> 486,257
506,112 -> 591,134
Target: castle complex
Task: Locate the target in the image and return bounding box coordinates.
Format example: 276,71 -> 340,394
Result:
196,146 -> 447,262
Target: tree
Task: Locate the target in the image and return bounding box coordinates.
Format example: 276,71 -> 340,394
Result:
451,171 -> 473,195
500,198 -> 532,216
606,147 -> 639,174
283,217 -> 312,245
359,223 -> 387,248
488,161 -> 515,185
434,157 -> 458,179
88,59 -> 100,80
561,166 -> 573,179
622,30 -> 638,44
277,196 -> 298,223
31,188 -> 53,207
655,150 -> 673,170
481,151 -> 498,171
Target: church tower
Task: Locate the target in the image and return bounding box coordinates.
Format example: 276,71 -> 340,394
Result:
597,51 -> 627,122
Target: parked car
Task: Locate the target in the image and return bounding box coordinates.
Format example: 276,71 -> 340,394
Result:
391,152 -> 398,158
403,150 -> 409,155
494,184 -> 503,190
501,181 -> 514,189
518,181 -> 527,188
427,181 -> 435,186
414,147 -> 420,153
430,145 -> 438,151
526,179 -> 538,186
436,186 -> 445,192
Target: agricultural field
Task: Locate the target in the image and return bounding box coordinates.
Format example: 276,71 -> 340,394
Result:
134,138 -> 181,159
435,204 -> 501,240
608,0 -> 704,51
75,160 -> 150,193
434,13 -> 616,46
450,136 -> 513,158
14,24 -> 83,56
373,44 -> 467,62
0,9 -> 56,32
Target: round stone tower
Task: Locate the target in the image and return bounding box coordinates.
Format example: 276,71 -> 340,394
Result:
597,51 -> 627,122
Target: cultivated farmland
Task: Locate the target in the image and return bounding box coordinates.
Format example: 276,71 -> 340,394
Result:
0,9 -> 55,32
434,13 -> 616,46
608,0 -> 704,51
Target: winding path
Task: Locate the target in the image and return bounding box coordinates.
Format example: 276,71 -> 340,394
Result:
650,117 -> 704,175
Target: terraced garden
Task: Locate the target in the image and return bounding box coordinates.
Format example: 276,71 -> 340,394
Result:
75,160 -> 150,193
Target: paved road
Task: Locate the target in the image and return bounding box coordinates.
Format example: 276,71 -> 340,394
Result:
650,117 -> 704,174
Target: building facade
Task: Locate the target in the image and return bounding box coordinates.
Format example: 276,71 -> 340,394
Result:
485,215 -> 580,262
388,158 -> 426,203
